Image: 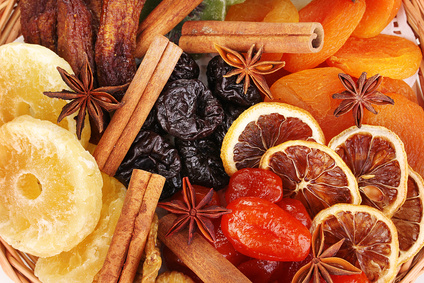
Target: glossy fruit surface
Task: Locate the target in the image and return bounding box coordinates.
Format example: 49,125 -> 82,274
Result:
225,168 -> 283,204
236,259 -> 285,283
276,198 -> 312,229
221,196 -> 311,261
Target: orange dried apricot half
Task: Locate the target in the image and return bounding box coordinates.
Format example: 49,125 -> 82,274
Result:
327,34 -> 422,80
282,0 -> 366,72
220,102 -> 325,176
259,140 -> 360,218
379,77 -> 418,104
328,125 -> 408,217
352,0 -> 402,38
312,204 -> 399,283
0,115 -> 102,257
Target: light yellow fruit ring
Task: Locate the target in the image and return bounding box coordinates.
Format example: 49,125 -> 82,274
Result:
0,116 -> 102,257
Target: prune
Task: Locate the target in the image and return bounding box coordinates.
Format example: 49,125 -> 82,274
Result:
115,130 -> 182,199
176,138 -> 229,190
156,79 -> 224,141
212,103 -> 247,146
141,107 -> 166,135
207,55 -> 262,107
169,52 -> 200,82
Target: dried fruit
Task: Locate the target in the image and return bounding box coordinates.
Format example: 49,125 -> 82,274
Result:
282,0 -> 366,72
169,52 -> 200,82
311,204 -> 400,283
221,196 -> 311,261
156,79 -> 224,141
0,115 -> 102,257
221,102 -> 326,176
327,35 -> 423,80
259,140 -> 361,218
276,198 -> 312,229
328,125 -> 408,217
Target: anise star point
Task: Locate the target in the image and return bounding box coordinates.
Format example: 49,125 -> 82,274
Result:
43,54 -> 128,139
158,177 -> 231,245
214,43 -> 285,99
332,72 -> 394,128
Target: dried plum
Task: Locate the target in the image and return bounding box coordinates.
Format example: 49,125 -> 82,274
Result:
176,138 -> 229,190
207,55 -> 262,107
156,79 -> 224,141
115,130 -> 182,199
169,52 -> 200,82
213,103 -> 247,146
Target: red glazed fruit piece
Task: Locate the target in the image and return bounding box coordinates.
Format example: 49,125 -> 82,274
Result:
319,272 -> 370,283
225,168 -> 283,204
275,252 -> 313,283
236,259 -> 285,283
276,198 -> 312,229
170,184 -> 221,206
221,196 -> 311,261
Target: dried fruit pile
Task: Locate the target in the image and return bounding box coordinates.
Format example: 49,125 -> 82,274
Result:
0,0 -> 424,283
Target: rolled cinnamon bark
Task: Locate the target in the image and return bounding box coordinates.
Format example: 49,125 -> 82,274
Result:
179,21 -> 324,54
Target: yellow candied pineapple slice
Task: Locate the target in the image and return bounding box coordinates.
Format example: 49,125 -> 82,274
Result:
35,173 -> 126,283
0,115 -> 102,257
0,42 -> 90,147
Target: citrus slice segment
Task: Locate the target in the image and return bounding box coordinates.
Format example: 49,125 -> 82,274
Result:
391,166 -> 424,265
0,42 -> 90,147
328,125 -> 408,217
0,115 -> 102,257
311,204 -> 399,283
259,140 -> 360,218
35,173 -> 126,283
221,102 -> 325,176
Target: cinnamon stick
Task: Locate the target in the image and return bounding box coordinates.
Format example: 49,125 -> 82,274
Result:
93,34 -> 182,176
135,0 -> 202,57
97,169 -> 151,283
119,174 -> 165,283
158,214 -> 252,283
0,3 -> 20,45
179,21 -> 324,54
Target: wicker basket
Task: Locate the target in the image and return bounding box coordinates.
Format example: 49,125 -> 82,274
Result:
1,0 -> 424,282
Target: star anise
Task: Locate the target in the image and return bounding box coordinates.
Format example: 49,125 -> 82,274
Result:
292,224 -> 362,283
214,43 -> 285,99
158,177 -> 231,245
332,72 -> 394,128
43,55 -> 129,139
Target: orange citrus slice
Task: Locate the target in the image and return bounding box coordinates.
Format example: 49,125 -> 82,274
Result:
328,125 -> 408,217
311,204 -> 399,283
259,140 -> 360,218
392,166 -> 424,265
221,102 -> 325,176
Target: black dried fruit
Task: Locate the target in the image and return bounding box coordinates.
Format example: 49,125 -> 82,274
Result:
156,79 -> 224,141
176,138 -> 229,190
207,55 -> 262,107
141,107 -> 166,135
212,103 -> 247,146
115,130 -> 182,199
169,52 -> 200,82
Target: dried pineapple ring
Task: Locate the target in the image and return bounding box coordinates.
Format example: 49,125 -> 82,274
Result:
0,115 -> 102,257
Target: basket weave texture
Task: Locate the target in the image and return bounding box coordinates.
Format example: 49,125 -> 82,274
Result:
0,0 -> 424,282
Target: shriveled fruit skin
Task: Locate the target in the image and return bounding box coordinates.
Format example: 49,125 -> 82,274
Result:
379,77 -> 418,104
282,0 -> 366,73
221,196 -> 311,261
327,35 -> 422,80
0,115 -> 102,257
35,173 -> 125,283
269,67 -> 355,142
352,0 -> 401,38
363,93 -> 424,185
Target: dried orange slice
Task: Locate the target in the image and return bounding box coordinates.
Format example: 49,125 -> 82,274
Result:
0,115 -> 102,257
328,125 -> 408,217
311,204 -> 399,283
259,140 -> 360,218
221,102 -> 325,176
391,166 -> 424,265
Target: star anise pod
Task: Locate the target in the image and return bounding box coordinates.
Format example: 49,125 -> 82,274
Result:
332,72 -> 394,128
292,224 -> 362,283
44,55 -> 129,139
158,177 -> 231,245
214,43 -> 285,100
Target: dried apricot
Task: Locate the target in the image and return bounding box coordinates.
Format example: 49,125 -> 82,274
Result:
282,0 -> 366,73
269,67 -> 354,141
352,0 -> 402,38
363,92 -> 424,180
327,34 -> 422,80
379,77 -> 418,104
